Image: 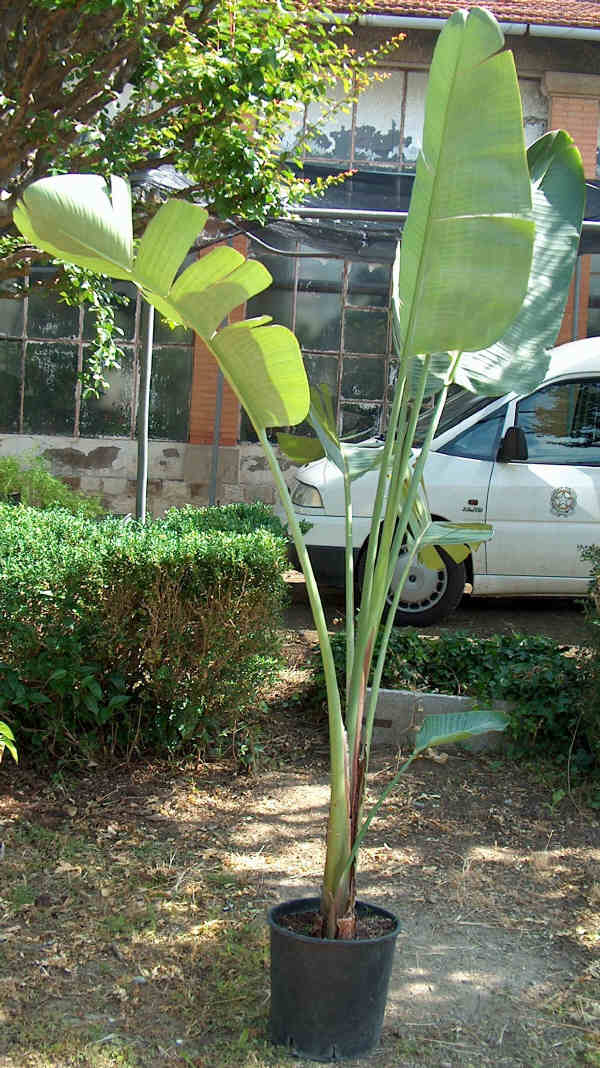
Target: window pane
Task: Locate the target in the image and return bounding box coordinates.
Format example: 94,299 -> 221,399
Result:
354,70 -> 404,166
0,340 -> 21,432
441,405 -> 507,461
520,78 -> 548,147
28,287 -> 79,339
296,292 -> 341,350
342,356 -> 385,401
303,353 -> 338,395
247,251 -> 296,330
588,308 -> 600,338
588,258 -> 600,339
348,262 -> 390,308
24,343 -> 77,434
344,309 -> 388,354
293,257 -> 342,348
79,350 -> 133,437
148,346 -> 193,440
83,283 -> 137,341
297,255 -> 343,285
341,402 -> 381,438
403,71 -> 428,169
305,82 -> 351,163
153,315 -> 193,345
0,297 -> 24,337
516,379 -> 600,464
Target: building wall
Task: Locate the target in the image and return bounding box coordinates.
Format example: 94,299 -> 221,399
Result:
0,434 -> 291,514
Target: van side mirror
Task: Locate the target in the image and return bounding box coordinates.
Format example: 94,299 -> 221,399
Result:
497,425 -> 528,462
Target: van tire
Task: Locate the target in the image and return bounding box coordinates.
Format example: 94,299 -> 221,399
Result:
356,545 -> 466,628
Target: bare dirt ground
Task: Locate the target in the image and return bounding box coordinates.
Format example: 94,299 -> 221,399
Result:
0,579 -> 598,1067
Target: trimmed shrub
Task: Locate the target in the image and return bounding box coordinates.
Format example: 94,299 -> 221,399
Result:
311,628 -> 589,766
0,502 -> 288,764
0,454 -> 103,516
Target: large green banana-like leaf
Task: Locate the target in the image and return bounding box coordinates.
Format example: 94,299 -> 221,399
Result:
209,321 -> 309,428
415,519 -> 493,568
134,200 -> 208,296
0,720 -> 18,764
14,175 -> 134,280
277,432 -> 325,465
414,710 -> 508,755
394,7 -> 534,360
172,260 -> 273,339
455,130 -> 586,395
14,174 -> 311,430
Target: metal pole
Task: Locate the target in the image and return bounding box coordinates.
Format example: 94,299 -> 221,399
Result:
136,300 -> 155,522
573,255 -> 582,341
288,206 -> 600,232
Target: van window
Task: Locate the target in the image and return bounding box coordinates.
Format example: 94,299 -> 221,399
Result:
439,403 -> 508,461
515,378 -> 600,465
413,385 -> 499,446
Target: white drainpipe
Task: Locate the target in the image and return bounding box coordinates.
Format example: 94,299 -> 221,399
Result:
346,12 -> 600,41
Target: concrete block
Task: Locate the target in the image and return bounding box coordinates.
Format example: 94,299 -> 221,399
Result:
44,438 -> 128,477
149,443 -> 185,479
368,688 -> 510,752
161,481 -> 191,504
220,483 -> 244,504
182,444 -> 239,484
103,490 -> 136,515
189,482 -> 209,502
79,476 -> 104,494
244,485 -> 276,505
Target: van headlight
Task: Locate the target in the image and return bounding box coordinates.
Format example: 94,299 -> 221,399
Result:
291,480 -> 324,509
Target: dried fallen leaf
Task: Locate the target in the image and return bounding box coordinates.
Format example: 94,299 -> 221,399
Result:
424,748 -> 449,764
54,861 -> 82,876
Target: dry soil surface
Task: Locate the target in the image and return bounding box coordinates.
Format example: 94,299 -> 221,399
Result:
0,581 -> 597,1068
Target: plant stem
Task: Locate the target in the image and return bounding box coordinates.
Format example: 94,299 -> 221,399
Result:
258,430 -> 351,930
364,355 -> 461,761
343,462 -> 354,703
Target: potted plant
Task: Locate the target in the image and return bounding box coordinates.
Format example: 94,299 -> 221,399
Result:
13,7 -> 584,1058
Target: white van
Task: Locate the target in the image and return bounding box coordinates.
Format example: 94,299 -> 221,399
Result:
285,337 -> 600,626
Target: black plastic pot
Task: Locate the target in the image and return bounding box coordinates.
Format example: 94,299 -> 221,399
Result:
268,896 -> 400,1062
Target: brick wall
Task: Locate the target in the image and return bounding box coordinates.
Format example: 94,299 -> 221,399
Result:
188,235 -> 246,447
544,72 -> 600,343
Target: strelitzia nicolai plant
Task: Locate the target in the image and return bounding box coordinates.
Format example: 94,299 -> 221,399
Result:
14,7 -> 583,939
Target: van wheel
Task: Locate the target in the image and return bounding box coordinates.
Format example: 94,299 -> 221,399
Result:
356,545 -> 466,628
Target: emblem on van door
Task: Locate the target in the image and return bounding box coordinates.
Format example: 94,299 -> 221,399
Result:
462,498 -> 483,513
550,487 -> 577,517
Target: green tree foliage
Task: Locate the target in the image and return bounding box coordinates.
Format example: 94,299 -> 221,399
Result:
0,0 -> 395,276
0,0 -> 395,386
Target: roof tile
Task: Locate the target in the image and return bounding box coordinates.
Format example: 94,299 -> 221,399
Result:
344,1 -> 600,30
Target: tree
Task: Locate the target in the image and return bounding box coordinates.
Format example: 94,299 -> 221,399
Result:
0,0 -> 397,291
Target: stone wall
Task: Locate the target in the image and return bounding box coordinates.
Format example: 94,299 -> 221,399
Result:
0,434 -> 294,515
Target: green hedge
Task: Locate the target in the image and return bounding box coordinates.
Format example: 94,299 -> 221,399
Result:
0,455 -> 103,516
0,502 -> 288,765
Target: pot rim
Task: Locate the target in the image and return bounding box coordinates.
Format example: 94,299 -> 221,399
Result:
268,895 -> 400,945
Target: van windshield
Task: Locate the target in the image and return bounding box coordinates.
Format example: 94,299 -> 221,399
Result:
413,385 -> 499,446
